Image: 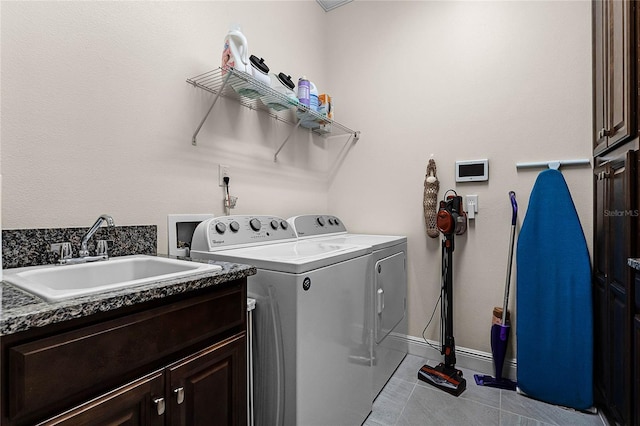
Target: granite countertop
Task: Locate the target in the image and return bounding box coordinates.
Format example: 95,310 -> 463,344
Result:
628,258 -> 640,271
0,259 -> 257,336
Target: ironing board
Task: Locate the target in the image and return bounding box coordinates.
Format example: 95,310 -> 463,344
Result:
516,169 -> 593,410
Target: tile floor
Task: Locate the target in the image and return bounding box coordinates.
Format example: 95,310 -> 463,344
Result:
364,354 -> 608,426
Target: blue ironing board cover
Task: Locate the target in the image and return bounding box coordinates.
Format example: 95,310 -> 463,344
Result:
516,169 -> 593,410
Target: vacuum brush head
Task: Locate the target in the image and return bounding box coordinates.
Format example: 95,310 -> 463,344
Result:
418,363 -> 467,397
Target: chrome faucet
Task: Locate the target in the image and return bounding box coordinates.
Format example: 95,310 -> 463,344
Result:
79,214 -> 115,257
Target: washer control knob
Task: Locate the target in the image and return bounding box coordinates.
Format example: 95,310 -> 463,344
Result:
249,218 -> 261,232
328,218 -> 335,225
334,218 -> 340,226
270,220 -> 279,230
280,221 -> 289,230
316,217 -> 326,226
229,221 -> 240,232
215,222 -> 226,234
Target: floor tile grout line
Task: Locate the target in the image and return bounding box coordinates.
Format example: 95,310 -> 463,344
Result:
393,381 -> 417,426
499,407 -> 558,426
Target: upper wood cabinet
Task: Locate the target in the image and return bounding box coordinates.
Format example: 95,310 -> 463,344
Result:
593,0 -> 637,156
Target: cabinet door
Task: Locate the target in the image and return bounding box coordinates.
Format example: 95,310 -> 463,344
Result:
609,152 -> 636,425
592,274 -> 610,400
593,0 -> 607,152
609,285 -> 629,422
37,371 -> 165,426
608,155 -> 634,290
594,150 -> 637,424
594,163 -> 611,400
167,334 -> 246,426
594,163 -> 609,285
605,0 -> 634,148
634,314 -> 640,425
592,0 -> 635,154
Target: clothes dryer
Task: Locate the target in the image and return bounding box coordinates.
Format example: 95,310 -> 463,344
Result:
288,214 -> 408,399
190,215 -> 372,426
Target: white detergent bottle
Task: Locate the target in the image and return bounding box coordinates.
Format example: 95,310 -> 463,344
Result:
221,25 -> 250,74
309,81 -> 319,111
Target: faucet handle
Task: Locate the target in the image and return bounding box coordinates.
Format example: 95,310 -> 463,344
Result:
51,242 -> 73,263
96,240 -> 109,256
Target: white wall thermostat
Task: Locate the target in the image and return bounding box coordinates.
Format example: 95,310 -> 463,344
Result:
456,159 -> 489,182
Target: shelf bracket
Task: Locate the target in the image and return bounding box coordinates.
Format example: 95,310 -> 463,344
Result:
273,119 -> 303,161
327,131 -> 358,178
191,71 -> 232,146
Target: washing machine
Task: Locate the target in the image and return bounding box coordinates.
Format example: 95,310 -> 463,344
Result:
189,215 -> 373,426
288,214 -> 408,399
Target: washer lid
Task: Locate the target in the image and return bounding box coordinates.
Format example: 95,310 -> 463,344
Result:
200,240 -> 371,274
316,234 -> 407,251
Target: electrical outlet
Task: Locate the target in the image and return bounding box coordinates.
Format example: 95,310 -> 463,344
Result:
466,195 -> 478,220
466,195 -> 478,210
219,164 -> 230,187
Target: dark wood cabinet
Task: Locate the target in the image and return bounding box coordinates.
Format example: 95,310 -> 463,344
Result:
592,1 -> 640,421
38,334 -> 246,426
38,371 -> 166,426
168,334 -> 246,426
592,0 -> 636,155
593,150 -> 638,425
1,280 -> 247,426
634,313 -> 640,426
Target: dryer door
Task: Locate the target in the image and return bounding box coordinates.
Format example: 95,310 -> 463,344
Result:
375,252 -> 407,343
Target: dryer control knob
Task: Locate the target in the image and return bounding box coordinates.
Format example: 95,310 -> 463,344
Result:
250,218 -> 261,232
316,217 -> 326,226
229,221 -> 240,232
328,218 -> 335,225
280,221 -> 289,229
270,220 -> 279,230
215,222 -> 226,234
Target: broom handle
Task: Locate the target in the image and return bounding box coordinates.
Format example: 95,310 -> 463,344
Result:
501,192 -> 518,325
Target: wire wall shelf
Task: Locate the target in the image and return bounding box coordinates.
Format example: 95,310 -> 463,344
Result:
187,68 -> 360,160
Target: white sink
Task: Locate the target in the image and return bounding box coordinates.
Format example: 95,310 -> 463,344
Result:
3,255 -> 222,302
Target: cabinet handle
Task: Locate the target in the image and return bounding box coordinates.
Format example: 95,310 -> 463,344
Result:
599,171 -> 610,180
598,128 -> 613,139
173,387 -> 185,405
152,397 -> 165,415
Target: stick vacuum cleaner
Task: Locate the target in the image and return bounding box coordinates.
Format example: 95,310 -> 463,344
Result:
418,191 -> 467,397
473,191 -> 518,391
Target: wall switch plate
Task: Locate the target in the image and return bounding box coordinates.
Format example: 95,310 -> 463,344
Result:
219,164 -> 230,187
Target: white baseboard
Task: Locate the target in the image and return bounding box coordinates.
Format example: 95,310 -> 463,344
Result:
403,334 -> 517,381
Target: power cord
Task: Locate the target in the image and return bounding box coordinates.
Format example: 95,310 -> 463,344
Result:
421,236 -> 447,353
223,176 -> 230,215
421,292 -> 443,352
